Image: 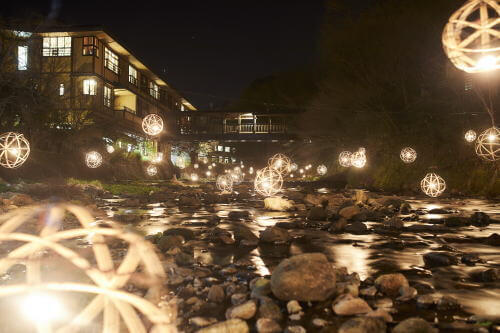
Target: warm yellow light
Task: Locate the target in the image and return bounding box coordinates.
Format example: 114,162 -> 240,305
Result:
400,147 -> 417,164
249,167 -> 254,174
106,145 -> 115,154
21,292 -> 65,323
212,163 -> 216,167
299,168 -> 304,174
477,55 -> 497,71
475,127 -> 500,161
85,151 -> 103,168
0,132 -> 31,169
421,172 -> 446,197
9,148 -> 19,156
465,130 -> 477,143
339,151 -> 352,167
146,164 -> 158,176
208,165 -> 212,170
268,153 -> 291,175
351,148 -> 367,168
317,164 -> 327,175
254,167 -> 283,197
206,171 -> 211,177
142,114 -> 164,136
194,163 -> 199,169
216,174 -> 233,192
191,173 -> 199,181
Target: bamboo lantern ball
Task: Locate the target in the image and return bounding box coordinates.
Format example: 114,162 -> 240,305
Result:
475,126 -> 500,161
442,0 -> 500,73
216,174 -> 233,192
0,203 -> 175,332
290,163 -> 298,172
85,151 -> 102,168
351,148 -> 367,168
421,172 -> 446,197
465,129 -> 477,142
146,164 -> 158,176
254,167 -> 283,197
400,147 -> 417,164
339,151 -> 352,167
0,132 -> 30,169
317,164 -> 327,175
106,145 -> 115,154
268,153 -> 291,175
142,114 -> 164,136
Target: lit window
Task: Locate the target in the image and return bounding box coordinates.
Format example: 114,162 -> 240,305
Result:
217,145 -> 223,152
231,157 -> 236,163
59,83 -> 64,96
42,37 -> 71,56
149,81 -> 159,99
219,156 -> 223,163
13,31 -> 32,38
104,86 -> 112,107
181,104 -> 185,111
225,146 -> 230,153
83,79 -> 97,95
129,66 -> 137,85
83,36 -> 98,56
17,46 -> 28,70
104,48 -> 119,74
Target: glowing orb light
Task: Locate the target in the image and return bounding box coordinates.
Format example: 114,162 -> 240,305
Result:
106,145 -> 115,154
465,129 -> 477,143
21,292 -> 65,323
400,147 -> 417,164
442,0 -> 500,73
85,151 -> 102,168
142,114 -> 164,136
194,163 -> 199,169
290,163 -> 298,172
475,126 -> 500,161
421,172 -> 446,197
206,170 -> 211,177
146,164 -> 158,176
351,148 -> 367,168
0,132 -> 30,169
339,151 -> 352,167
268,153 -> 291,175
230,168 -> 244,184
216,174 -> 233,192
249,167 -> 254,175
317,164 -> 327,175
212,162 -> 216,167
254,167 -> 283,197
191,173 -> 199,181
299,168 -> 304,174
152,152 -> 163,164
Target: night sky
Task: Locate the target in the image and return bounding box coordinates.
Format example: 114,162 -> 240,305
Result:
3,0 -> 328,109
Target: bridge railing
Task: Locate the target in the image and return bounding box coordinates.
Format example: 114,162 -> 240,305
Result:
222,124 -> 286,134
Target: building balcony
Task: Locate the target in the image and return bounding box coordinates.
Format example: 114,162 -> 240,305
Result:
223,123 -> 285,134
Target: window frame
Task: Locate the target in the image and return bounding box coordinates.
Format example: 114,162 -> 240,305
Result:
129,65 -> 138,86
42,36 -> 71,57
103,85 -> 112,107
82,36 -> 99,56
149,81 -> 159,100
83,79 -> 97,96
104,47 -> 119,74
17,45 -> 28,70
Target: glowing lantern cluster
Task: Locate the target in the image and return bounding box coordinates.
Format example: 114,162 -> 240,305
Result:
142,114 -> 164,136
421,172 -> 446,197
351,148 -> 367,168
85,151 -> 102,168
475,126 -> 499,161
216,174 -> 233,192
254,167 -> 283,197
442,0 -> 500,73
465,129 -> 477,142
339,151 -> 352,167
0,132 -> 30,168
146,164 -> 158,176
317,164 -> 327,175
400,147 -> 417,164
268,153 -> 291,175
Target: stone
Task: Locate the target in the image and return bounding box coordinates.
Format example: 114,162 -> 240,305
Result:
339,317 -> 386,333
485,233 -> 500,246
329,218 -> 347,233
400,202 -> 412,214
9,193 -> 34,206
354,190 -> 369,204
392,317 -> 438,333
360,286 -> 378,297
264,197 -> 294,211
471,268 -> 499,282
366,308 -> 393,322
384,216 -> 404,229
312,318 -> 328,327
250,278 -> 272,298
286,191 -> 305,202
286,300 -> 302,314
234,227 -> 259,246
226,300 -> 257,320
374,273 -> 409,297
333,294 -> 372,315
445,216 -> 469,227
345,222 -> 368,234
270,253 -> 336,301
231,293 -> 248,305
157,235 -> 184,251
284,326 -> 306,333
336,282 -> 359,297
256,318 -> 282,333
190,317 -> 218,327
437,296 -> 460,311
339,205 -> 361,220
397,286 -> 418,301
175,252 -> 194,266
307,207 -> 328,221
207,285 -> 225,303
178,195 -> 202,207
197,319 -> 249,333
228,210 -> 250,220
258,298 -> 283,321
260,226 -> 290,243
164,228 -> 195,240
114,213 -> 142,223
416,295 -> 435,309
469,212 -> 490,227
423,252 -> 459,267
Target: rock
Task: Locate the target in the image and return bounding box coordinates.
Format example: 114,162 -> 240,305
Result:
190,317 -> 218,327
339,205 -> 361,220
392,317 -> 438,333
157,235 -> 184,251
437,295 -> 461,311
360,286 -> 378,297
307,207 -> 328,221
471,268 -> 499,282
329,218 -> 347,233
114,213 -> 143,223
258,298 -> 282,321
264,197 -> 294,211
400,202 -> 412,214
260,226 -> 290,243
234,227 -> 259,246
366,308 -> 393,322
179,195 -> 202,207
175,252 -> 194,266
228,210 -> 250,220
9,193 -> 33,206
226,300 -> 257,320
354,190 -> 369,204
207,285 -> 225,303
445,216 -> 469,227
339,317 -> 386,333
462,253 -> 482,265
423,252 -> 459,267
312,318 -> 328,327
256,318 -> 281,333
469,212 -> 490,227
271,253 -> 337,301
333,294 -> 372,315
336,282 -> 359,297
164,228 -> 195,240
284,326 -> 306,333
345,222 -> 368,234
376,196 -> 403,209
286,300 -> 302,314
231,293 -> 248,305
197,319 -> 249,333
286,191 -> 305,202
251,278 -> 272,299
397,286 -> 418,301
384,216 -> 404,229
485,233 -> 500,246
374,273 -> 409,297
417,295 -> 435,309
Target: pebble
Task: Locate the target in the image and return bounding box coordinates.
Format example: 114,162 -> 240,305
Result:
333,294 -> 372,315
392,317 -> 438,333
256,318 -> 282,333
207,285 -> 225,303
189,317 -> 218,327
286,300 -> 302,314
226,300 -> 257,320
285,325 -> 306,333
197,319 -> 249,333
374,273 -> 409,296
339,317 -> 386,333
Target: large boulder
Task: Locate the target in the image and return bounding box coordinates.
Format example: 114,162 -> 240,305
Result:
392,317 -> 437,333
264,197 -> 294,211
307,207 -> 328,221
270,253 -> 336,301
374,273 -> 409,297
423,252 -> 459,268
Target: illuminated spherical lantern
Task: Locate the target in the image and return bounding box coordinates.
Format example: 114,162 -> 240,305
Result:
290,163 -> 298,172
146,164 -> 158,176
442,0 -> 500,73
230,167 -> 244,184
206,170 -> 212,177
400,147 -> 417,164
106,145 -> 115,154
317,164 -> 327,175
465,129 -> 477,143
421,172 -> 446,197
339,151 -> 352,167
191,173 -> 199,181
475,126 -> 500,161
142,114 -> 164,136
85,151 -> 102,168
351,148 -> 367,168
254,167 -> 283,197
268,153 -> 291,175
194,163 -> 199,169
216,174 -> 233,192
249,166 -> 254,175
0,132 -> 30,169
